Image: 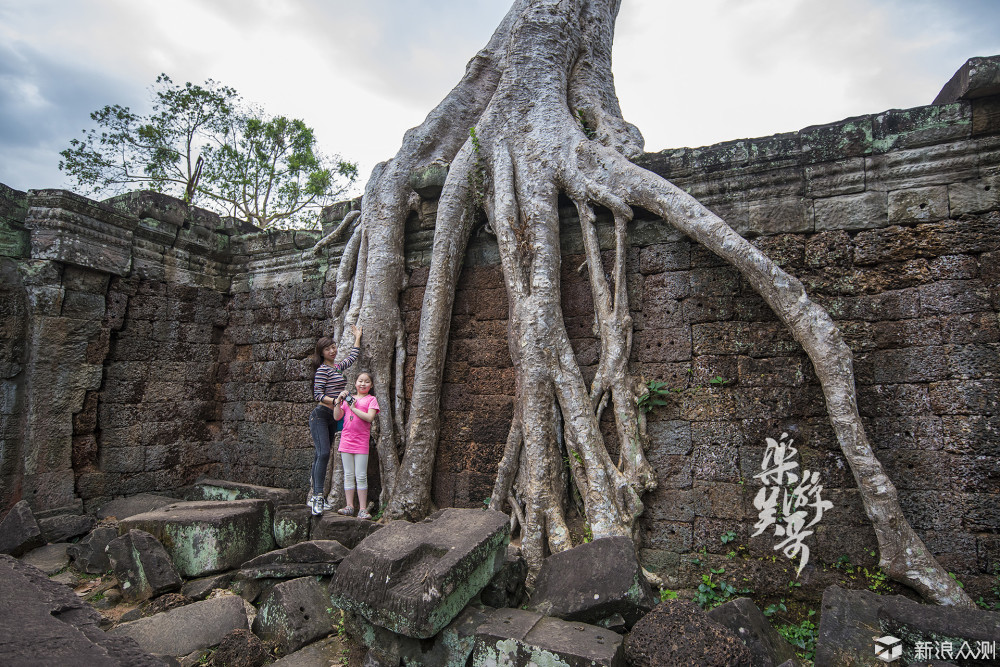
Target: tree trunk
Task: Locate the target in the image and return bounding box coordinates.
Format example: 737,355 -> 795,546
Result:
334,0 -> 972,606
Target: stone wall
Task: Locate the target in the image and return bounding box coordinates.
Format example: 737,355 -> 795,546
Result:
0,59 -> 998,598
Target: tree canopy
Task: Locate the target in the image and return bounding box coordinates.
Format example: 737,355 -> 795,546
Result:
59,74 -> 357,229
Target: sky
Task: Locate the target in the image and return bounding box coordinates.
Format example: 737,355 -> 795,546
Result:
1,0 -> 999,197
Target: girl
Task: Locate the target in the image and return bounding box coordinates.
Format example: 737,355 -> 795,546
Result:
333,371 -> 379,519
309,324 -> 362,516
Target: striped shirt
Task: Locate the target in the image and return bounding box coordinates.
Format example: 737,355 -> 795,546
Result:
313,346 -> 360,403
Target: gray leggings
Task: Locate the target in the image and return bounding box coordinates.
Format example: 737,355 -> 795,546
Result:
341,452 -> 368,490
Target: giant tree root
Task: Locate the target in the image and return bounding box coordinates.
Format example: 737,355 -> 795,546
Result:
329,0 -> 971,606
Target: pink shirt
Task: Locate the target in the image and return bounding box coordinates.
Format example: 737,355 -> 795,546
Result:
339,394 -> 379,454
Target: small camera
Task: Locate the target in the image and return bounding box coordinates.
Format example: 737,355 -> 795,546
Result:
345,395 -> 355,405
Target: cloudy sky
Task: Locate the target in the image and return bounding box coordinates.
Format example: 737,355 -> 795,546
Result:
1,0 -> 998,196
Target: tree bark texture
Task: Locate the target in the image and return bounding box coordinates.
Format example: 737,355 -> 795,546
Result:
325,0 -> 972,606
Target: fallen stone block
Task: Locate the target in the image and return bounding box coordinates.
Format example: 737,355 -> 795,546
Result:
237,540 -> 350,579
814,585 -> 898,667
708,597 -> 801,667
271,636 -> 349,666
624,599 -> 751,666
20,542 -> 72,575
528,536 -> 657,629
312,512 -> 381,548
96,493 -> 176,520
106,529 -> 182,603
187,478 -> 297,506
119,499 -> 276,577
0,554 -> 162,665
471,607 -> 625,667
38,513 -> 97,543
107,593 -> 249,658
274,504 -> 311,547
480,544 -> 528,609
120,592 -> 193,623
330,508 -> 509,639
345,602 -> 493,666
181,571 -> 235,600
211,628 -> 274,667
878,594 -> 1000,665
67,525 -> 118,574
253,576 -> 336,653
0,500 -> 45,557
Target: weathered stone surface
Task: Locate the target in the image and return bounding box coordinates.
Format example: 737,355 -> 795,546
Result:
252,576 -> 336,653
273,504 -> 311,547
0,500 -> 45,557
471,607 -> 625,667
877,595 -> 1000,665
814,585 -> 893,667
25,189 -> 137,276
237,539 -> 350,579
330,508 -> 509,639
624,600 -> 752,667
185,478 -> 297,506
119,499 -> 276,577
312,512 -> 384,549
210,628 -> 274,667
409,161 -> 450,199
708,597 -> 801,667
480,544 -> 528,609
270,635 -> 348,666
106,529 -> 182,603
528,536 -> 657,629
345,602 -> 493,667
120,592 -> 194,622
67,525 -> 117,574
20,542 -> 71,575
934,55 -> 1000,104
38,513 -> 96,544
107,593 -> 249,658
180,571 -> 234,600
96,493 -> 176,520
0,554 -> 162,665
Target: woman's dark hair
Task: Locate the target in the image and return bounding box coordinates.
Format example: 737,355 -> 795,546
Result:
311,337 -> 336,372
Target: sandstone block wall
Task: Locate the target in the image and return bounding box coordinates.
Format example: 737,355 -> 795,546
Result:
0,62 -> 997,598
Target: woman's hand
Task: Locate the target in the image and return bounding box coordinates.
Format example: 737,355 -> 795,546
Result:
350,323 -> 362,345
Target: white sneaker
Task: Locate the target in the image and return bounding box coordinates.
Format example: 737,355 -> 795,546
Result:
322,496 -> 335,511
310,495 -> 324,516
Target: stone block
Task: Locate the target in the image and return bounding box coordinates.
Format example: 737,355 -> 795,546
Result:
707,598 -> 800,667
253,576 -> 336,653
106,529 -> 183,603
878,594 -> 1000,665
887,185 -> 949,224
747,197 -> 813,235
0,554 -> 163,665
25,190 -> 137,276
237,540 -> 349,580
949,174 -> 1000,216
273,504 -> 311,547
185,478 -> 298,506
38,513 -> 96,544
20,543 -> 72,575
933,55 -> 1000,104
867,142 -> 979,192
107,593 -> 248,658
471,608 -> 625,667
95,493 -> 177,520
66,525 -> 117,574
804,158 -> 866,198
0,500 -> 45,557
119,499 -> 276,577
330,508 -> 509,639
873,103 -> 972,152
625,600 -> 750,666
814,191 -> 888,231
528,536 -> 657,629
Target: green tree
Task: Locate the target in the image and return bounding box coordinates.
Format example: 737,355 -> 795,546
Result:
59,74 -> 356,229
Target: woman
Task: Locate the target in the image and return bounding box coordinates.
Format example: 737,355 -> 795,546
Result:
309,323 -> 362,516
333,371 -> 379,519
